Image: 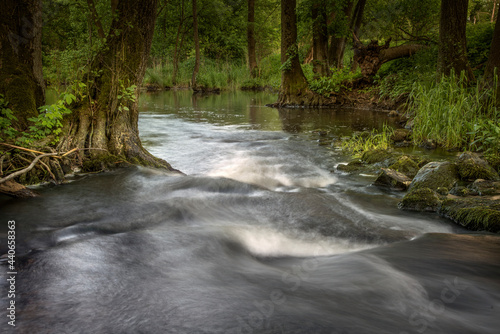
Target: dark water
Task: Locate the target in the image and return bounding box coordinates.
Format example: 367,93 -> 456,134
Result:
1,90 -> 499,334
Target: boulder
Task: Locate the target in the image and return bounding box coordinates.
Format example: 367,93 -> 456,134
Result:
469,179 -> 500,196
391,128 -> 410,142
361,149 -> 394,165
408,161 -> 459,192
336,160 -> 364,173
457,152 -> 500,181
389,156 -> 420,179
398,188 -> 442,212
440,198 -> 500,233
374,168 -> 412,190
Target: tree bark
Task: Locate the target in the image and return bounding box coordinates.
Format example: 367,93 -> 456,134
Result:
276,0 -> 328,107
0,0 -> 44,131
328,1 -> 354,68
172,0 -> 185,85
248,0 -> 257,77
192,0 -> 200,89
352,0 -> 367,40
312,1 -> 329,78
437,0 -> 474,81
58,0 -> 175,171
484,8 -> 500,103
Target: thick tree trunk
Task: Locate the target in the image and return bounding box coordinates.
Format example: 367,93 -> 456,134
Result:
328,1 -> 354,69
278,0 -> 310,106
312,1 -> 329,78
352,0 -> 366,40
484,8 -> 500,103
192,0 -> 200,89
437,0 -> 474,81
58,0 -> 175,171
86,0 -> 105,39
0,0 -> 44,131
248,0 -> 257,77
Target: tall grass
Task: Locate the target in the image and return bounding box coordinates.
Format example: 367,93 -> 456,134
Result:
408,71 -> 499,154
342,125 -> 394,156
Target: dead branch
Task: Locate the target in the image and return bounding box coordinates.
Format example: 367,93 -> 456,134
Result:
0,153 -> 58,184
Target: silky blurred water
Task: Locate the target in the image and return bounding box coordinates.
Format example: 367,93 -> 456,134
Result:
0,90 -> 499,334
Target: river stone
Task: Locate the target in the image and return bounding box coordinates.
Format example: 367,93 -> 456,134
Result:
389,156 -> 420,179
361,149 -> 394,165
469,179 -> 500,196
398,188 -> 442,212
457,152 -> 500,181
374,168 -> 411,190
440,198 -> 500,233
408,161 -> 459,192
391,129 -> 410,142
337,160 -> 364,173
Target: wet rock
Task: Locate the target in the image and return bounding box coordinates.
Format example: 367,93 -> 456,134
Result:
0,180 -> 38,198
469,179 -> 500,196
457,152 -> 500,181
389,156 -> 420,179
440,198 -> 500,233
336,160 -> 364,173
398,188 -> 442,212
373,168 -> 412,190
408,161 -> 459,192
449,186 -> 471,197
485,155 -> 500,173
361,149 -> 394,165
391,129 -> 410,142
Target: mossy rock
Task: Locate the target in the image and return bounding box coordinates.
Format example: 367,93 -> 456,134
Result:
361,149 -> 395,165
81,154 -> 125,172
374,168 -> 411,190
449,186 -> 471,197
440,198 -> 500,233
398,188 -> 442,212
337,160 -> 365,173
391,128 -> 411,142
389,156 -> 420,179
408,161 -> 459,193
484,155 -> 500,174
469,179 -> 500,196
457,152 -> 500,181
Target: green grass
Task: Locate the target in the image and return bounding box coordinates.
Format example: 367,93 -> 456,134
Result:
341,125 -> 394,156
408,71 -> 499,155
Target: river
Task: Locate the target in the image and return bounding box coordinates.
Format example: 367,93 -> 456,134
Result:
1,90 -> 499,333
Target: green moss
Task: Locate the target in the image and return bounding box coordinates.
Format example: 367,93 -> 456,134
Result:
389,156 -> 420,179
440,198 -> 500,233
409,161 -> 459,192
81,154 -> 122,172
361,149 -> 394,164
398,188 -> 442,212
457,152 -> 500,181
337,160 -> 365,173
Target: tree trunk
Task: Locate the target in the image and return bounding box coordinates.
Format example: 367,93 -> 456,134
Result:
86,0 -> 105,39
484,8 -> 500,104
0,0 -> 44,131
172,0 -> 185,85
192,0 -> 200,89
492,1 -> 497,23
278,0 -> 310,106
248,0 -> 257,77
58,0 -> 175,171
352,0 -> 367,39
312,1 -> 329,78
437,0 -> 474,81
328,1 -> 354,68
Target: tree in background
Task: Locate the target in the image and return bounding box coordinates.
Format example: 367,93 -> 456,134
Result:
483,5 -> 500,103
191,0 -> 200,89
311,0 -> 329,77
248,0 -> 258,77
438,0 -> 475,80
0,0 -> 44,130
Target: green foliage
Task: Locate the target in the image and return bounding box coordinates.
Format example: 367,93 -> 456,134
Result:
466,22 -> 495,76
308,67 -> 362,96
0,95 -> 18,141
341,125 -> 394,156
117,81 -> 137,112
409,71 -> 499,154
19,92 -> 75,145
377,46 -> 438,99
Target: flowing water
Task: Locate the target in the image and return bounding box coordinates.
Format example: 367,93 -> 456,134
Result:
1,90 -> 499,334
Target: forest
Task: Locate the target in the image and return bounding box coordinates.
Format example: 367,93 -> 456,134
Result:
0,0 -> 499,194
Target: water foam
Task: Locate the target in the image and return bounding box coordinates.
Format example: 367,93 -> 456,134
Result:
208,151 -> 336,189
226,226 -> 372,257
